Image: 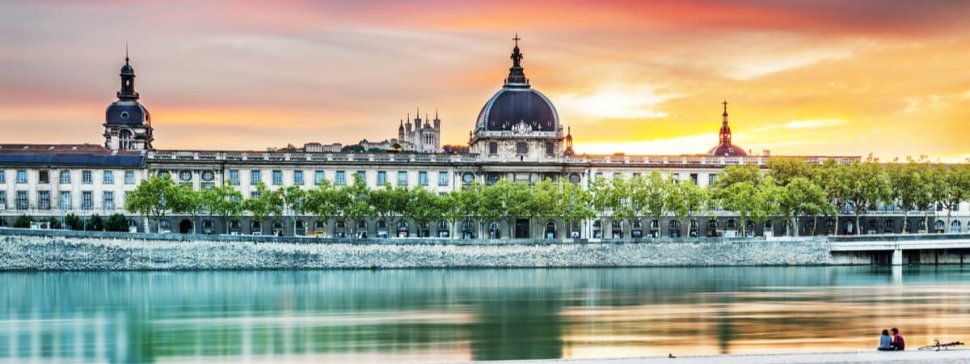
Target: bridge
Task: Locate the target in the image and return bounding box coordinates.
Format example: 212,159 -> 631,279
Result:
829,233 -> 970,265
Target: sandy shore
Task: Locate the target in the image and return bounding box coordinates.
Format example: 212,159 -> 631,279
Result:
483,349 -> 970,364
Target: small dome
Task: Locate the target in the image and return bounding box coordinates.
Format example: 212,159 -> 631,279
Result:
105,100 -> 150,126
476,87 -> 559,132
708,142 -> 748,157
120,63 -> 134,75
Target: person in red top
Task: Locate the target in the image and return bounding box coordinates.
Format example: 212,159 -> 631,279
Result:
891,327 -> 906,351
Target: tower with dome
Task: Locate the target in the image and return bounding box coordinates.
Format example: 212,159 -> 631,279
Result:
103,52 -> 154,152
469,36 -> 568,160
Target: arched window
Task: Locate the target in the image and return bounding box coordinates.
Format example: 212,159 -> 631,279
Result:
159,220 -> 171,233
726,219 -> 737,230
488,221 -> 500,239
544,221 -> 556,239
250,221 -> 262,235
951,220 -> 962,233
669,220 -> 682,238
119,129 -> 134,150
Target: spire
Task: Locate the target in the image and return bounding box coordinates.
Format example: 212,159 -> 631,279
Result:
504,34 -> 529,87
125,42 -> 129,65
719,101 -> 732,144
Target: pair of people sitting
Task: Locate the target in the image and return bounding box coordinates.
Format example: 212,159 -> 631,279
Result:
878,328 -> 905,351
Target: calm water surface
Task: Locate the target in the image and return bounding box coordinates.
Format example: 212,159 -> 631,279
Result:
1,266 -> 969,363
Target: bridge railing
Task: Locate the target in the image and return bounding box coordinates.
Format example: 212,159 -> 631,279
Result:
829,233 -> 970,243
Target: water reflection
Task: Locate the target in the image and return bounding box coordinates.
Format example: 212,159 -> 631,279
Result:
1,266 -> 969,363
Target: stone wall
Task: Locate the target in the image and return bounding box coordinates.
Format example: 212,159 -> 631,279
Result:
0,229 -> 834,271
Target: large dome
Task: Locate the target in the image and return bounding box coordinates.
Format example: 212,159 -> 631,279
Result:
476,87 -> 558,132
105,100 -> 150,126
474,38 -> 559,133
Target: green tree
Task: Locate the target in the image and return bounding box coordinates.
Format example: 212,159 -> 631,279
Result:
933,165 -> 970,231
277,185 -> 308,235
45,216 -> 61,230
369,184 -> 410,234
635,172 -> 674,237
305,180 -> 339,236
711,164 -> 761,195
170,185 -> 203,234
778,177 -> 834,236
105,213 -> 128,232
813,160 -> 852,235
63,213 -> 83,230
768,158 -> 812,186
202,183 -> 244,234
125,175 -> 180,232
717,181 -> 758,237
668,178 -> 710,236
406,187 -> 445,235
844,161 -> 892,235
242,182 -> 279,235
87,214 -> 105,231
13,215 -> 31,228
332,178 -> 371,237
550,180 -> 594,238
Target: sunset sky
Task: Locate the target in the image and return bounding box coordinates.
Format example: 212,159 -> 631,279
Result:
2,0 -> 969,161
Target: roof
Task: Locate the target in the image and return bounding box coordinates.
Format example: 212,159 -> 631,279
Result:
0,144 -> 145,167
476,87 -> 559,132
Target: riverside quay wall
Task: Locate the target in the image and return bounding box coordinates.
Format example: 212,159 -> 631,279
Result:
1,228 -> 967,271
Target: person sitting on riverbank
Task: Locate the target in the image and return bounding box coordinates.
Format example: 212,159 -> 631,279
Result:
892,327 -> 906,351
878,329 -> 893,351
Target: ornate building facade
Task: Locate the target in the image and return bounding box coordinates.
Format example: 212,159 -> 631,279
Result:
1,39 -> 966,239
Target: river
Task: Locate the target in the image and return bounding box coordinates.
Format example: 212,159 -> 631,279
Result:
1,266 -> 968,363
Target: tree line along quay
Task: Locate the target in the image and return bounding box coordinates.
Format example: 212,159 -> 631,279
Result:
11,157 -> 965,240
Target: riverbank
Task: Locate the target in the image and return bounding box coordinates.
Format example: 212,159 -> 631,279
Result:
0,227 -> 832,270
493,349 -> 970,363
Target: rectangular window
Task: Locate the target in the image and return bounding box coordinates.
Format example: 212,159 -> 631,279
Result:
250,170 -> 261,185
489,142 -> 498,155
294,170 -> 304,185
229,170 -> 240,185
103,191 -> 115,211
356,170 -> 366,184
546,142 -> 554,156
0,170 -> 5,183
438,171 -> 448,186
335,171 -> 346,185
81,191 -> 93,210
612,172 -> 621,180
38,191 -> 50,210
418,171 -> 428,186
690,173 -> 698,185
272,170 -> 282,185
0,191 -> 5,210
516,142 -> 528,154
16,170 -> 27,184
16,191 -> 28,210
314,170 -> 325,185
59,171 -> 71,184
59,191 -> 72,210
103,171 -> 114,184
397,171 -> 408,186
38,170 -> 49,184
124,170 -> 135,184
708,174 -> 716,186
251,191 -> 261,199
377,171 -> 387,185
82,170 -> 93,184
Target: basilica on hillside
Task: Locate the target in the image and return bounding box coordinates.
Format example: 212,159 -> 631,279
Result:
4,36 -> 963,239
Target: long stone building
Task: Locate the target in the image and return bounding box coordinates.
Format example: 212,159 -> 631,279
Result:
1,40 -> 966,239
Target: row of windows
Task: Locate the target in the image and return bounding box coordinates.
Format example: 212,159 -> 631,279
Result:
0,190 -> 123,211
0,170 -> 135,185
591,171 -> 717,186
487,142 -> 558,156
227,169 -> 450,187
